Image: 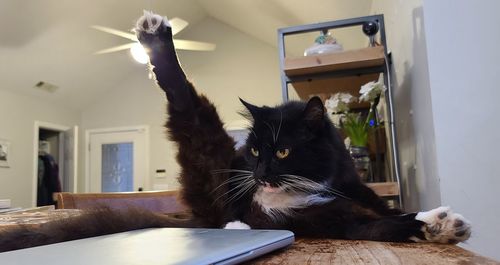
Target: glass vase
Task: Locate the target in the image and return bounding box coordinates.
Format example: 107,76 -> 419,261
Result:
349,146 -> 371,182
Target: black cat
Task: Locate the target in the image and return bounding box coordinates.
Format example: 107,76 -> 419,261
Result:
132,11 -> 471,243
0,11 -> 470,252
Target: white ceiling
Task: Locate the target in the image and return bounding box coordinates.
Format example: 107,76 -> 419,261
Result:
0,0 -> 373,110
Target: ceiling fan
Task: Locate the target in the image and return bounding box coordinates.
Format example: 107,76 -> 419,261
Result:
91,17 -> 216,63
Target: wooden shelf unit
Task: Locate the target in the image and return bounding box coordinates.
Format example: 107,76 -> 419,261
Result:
289,73 -> 380,102
283,46 -> 385,76
367,182 -> 399,197
278,15 -> 403,204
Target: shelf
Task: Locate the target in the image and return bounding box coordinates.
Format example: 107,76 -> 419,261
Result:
290,73 -> 380,101
278,15 -> 403,208
366,182 -> 399,197
284,46 -> 385,77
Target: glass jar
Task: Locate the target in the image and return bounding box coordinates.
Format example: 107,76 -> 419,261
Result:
349,146 -> 371,182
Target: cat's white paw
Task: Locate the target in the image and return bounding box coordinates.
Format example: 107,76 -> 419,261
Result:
135,10 -> 170,34
223,221 -> 251,230
415,206 -> 471,244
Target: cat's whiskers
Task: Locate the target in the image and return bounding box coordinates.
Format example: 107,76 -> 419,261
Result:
210,173 -> 253,194
280,179 -> 325,195
263,121 -> 277,143
214,175 -> 252,196
266,207 -> 293,222
209,168 -> 253,194
281,174 -> 329,190
213,175 -> 254,205
280,174 -> 351,200
280,175 -> 326,191
275,109 -> 283,143
248,127 -> 258,139
211,169 -> 252,174
280,179 -> 318,194
223,179 -> 256,207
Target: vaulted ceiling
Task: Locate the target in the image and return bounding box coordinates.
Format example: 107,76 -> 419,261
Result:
0,0 -> 373,110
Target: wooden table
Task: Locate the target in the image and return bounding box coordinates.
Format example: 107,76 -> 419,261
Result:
1,209 -> 498,264
248,238 -> 499,265
0,206 -> 80,227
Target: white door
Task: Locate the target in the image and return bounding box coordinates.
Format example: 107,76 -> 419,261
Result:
88,127 -> 148,193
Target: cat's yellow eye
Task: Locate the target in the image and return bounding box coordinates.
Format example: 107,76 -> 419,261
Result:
276,148 -> 290,159
250,147 -> 259,157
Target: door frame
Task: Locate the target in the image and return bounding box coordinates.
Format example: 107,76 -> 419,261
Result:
85,126 -> 150,192
32,121 -> 77,207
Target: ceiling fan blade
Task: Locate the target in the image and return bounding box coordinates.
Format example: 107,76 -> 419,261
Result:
94,43 -> 137,54
169,17 -> 189,36
91,25 -> 138,41
173,39 -> 216,51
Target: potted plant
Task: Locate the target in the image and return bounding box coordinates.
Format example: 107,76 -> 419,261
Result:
325,75 -> 386,182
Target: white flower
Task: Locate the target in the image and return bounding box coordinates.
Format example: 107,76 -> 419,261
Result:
359,76 -> 386,103
344,137 -> 351,149
328,113 -> 343,127
325,93 -> 356,113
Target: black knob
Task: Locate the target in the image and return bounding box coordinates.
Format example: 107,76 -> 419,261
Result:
362,21 -> 379,36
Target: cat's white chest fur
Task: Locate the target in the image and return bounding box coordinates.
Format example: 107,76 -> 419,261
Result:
253,187 -> 333,219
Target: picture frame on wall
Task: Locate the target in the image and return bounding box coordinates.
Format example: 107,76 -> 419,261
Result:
0,139 -> 10,168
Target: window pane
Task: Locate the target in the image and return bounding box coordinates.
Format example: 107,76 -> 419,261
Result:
101,143 -> 133,192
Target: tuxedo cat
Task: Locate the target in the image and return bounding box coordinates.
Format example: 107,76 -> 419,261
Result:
134,11 -> 471,243
0,11 -> 470,252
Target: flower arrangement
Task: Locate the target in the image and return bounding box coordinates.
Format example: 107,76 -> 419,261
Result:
324,92 -> 356,114
325,75 -> 386,148
359,77 -> 386,103
342,112 -> 369,147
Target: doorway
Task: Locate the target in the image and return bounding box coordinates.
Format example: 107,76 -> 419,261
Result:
86,126 -> 149,193
33,121 -> 78,207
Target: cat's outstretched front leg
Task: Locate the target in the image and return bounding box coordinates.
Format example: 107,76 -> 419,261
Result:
345,206 -> 471,244
135,11 -> 235,227
135,12 -> 194,112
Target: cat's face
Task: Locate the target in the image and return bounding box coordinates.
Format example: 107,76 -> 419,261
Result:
241,97 -> 343,194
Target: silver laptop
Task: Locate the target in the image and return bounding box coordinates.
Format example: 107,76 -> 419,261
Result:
0,228 -> 294,265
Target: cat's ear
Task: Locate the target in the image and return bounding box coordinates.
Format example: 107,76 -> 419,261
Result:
302,96 -> 325,129
239,98 -> 261,119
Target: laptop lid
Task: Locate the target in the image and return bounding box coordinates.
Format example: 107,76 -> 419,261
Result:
0,228 -> 294,265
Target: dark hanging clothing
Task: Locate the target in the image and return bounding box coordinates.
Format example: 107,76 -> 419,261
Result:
37,154 -> 61,206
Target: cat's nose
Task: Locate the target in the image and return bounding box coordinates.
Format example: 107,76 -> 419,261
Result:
254,164 -> 266,179
252,172 -> 265,183
253,174 -> 275,185
252,173 -> 268,184
254,177 -> 265,185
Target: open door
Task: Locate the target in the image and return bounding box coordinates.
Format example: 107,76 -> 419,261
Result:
63,126 -> 78,192
34,121 -> 78,207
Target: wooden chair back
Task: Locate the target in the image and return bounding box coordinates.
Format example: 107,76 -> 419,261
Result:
55,190 -> 186,214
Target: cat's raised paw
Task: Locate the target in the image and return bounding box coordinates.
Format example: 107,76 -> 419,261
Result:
223,221 -> 251,230
415,206 -> 471,244
135,10 -> 170,34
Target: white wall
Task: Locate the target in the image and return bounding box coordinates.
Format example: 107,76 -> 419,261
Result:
371,0 -> 500,259
423,0 -> 500,260
80,17 -> 282,191
80,66 -> 178,192
371,0 -> 441,212
0,89 -> 80,208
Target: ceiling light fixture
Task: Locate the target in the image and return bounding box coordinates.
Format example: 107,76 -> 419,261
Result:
130,43 -> 149,64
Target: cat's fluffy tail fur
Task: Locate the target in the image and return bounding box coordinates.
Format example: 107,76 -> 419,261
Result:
0,208 -> 197,252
